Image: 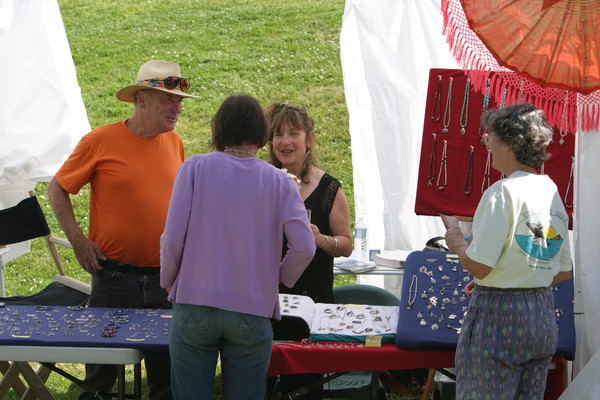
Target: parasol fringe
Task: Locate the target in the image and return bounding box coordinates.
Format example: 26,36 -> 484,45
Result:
581,108 -> 589,132
591,105 -> 598,132
581,104 -> 599,132
467,71 -> 583,135
442,0 -> 488,73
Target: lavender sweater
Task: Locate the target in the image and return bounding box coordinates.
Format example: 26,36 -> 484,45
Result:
160,152 -> 315,319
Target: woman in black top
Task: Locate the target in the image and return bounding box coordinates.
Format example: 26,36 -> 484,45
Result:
266,101 -> 353,399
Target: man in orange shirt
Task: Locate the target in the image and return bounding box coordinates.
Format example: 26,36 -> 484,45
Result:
48,60 -> 198,400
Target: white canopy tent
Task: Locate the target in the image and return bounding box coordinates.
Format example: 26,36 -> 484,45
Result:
340,0 -> 599,376
0,0 -> 89,260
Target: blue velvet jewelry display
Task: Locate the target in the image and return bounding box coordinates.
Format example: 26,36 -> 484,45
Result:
0,306 -> 170,353
395,251 -> 576,361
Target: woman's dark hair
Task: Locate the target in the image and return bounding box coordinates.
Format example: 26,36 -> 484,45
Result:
481,102 -> 552,169
264,101 -> 316,183
211,95 -> 269,151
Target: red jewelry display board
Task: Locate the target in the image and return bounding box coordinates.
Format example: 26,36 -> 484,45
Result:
415,69 -> 575,223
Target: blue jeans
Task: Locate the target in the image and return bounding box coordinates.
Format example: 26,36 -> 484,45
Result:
79,269 -> 172,400
170,303 -> 273,400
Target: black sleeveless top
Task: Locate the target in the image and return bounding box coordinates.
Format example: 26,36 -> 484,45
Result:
280,173 -> 340,304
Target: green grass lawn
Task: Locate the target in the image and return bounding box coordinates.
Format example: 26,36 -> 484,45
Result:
7,0 -> 355,295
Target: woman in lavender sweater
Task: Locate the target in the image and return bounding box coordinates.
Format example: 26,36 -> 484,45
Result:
160,94 -> 315,400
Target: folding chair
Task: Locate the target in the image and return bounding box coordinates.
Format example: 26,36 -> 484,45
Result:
0,191 -> 90,298
0,191 -> 91,399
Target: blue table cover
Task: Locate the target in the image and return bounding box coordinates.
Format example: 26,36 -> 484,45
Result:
0,305 -> 170,352
395,251 -> 575,360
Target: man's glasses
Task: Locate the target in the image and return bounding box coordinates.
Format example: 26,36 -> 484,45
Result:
137,76 -> 190,92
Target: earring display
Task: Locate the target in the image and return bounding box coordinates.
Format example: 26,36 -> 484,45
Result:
395,251 -> 576,362
279,294 -> 399,341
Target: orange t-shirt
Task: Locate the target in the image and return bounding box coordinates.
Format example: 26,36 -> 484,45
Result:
55,120 -> 185,267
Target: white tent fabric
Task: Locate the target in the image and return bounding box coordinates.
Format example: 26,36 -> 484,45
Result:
557,348 -> 600,400
575,129 -> 600,373
340,0 -> 599,376
340,0 -> 458,292
0,0 -> 89,260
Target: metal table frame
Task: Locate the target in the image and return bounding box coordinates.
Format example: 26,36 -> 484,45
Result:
0,346 -> 142,400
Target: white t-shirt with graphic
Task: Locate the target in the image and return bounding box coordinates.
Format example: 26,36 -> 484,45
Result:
466,171 -> 572,288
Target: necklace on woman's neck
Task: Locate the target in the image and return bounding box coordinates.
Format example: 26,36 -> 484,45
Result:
224,148 -> 255,158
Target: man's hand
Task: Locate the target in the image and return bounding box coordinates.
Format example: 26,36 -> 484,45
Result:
70,235 -> 106,274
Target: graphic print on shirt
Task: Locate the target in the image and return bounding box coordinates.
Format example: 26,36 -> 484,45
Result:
515,211 -> 568,262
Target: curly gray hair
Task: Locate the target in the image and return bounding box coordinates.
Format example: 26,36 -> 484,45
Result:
481,103 -> 552,169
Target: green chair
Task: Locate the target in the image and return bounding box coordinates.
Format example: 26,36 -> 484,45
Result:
323,284 -> 400,400
333,284 -> 400,307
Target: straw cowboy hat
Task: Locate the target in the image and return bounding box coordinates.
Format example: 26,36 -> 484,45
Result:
116,60 -> 200,102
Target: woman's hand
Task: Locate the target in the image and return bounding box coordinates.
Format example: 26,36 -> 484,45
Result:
444,225 -> 466,254
464,280 -> 475,297
327,188 -> 353,257
311,224 -> 329,250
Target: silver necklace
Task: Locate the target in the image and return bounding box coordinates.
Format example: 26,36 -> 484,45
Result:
459,79 -> 470,135
482,149 -> 491,193
442,77 -> 453,133
463,145 -> 474,195
426,132 -> 437,188
564,156 -> 574,209
479,79 -> 490,145
559,97 -> 568,145
436,139 -> 448,190
406,274 -> 418,310
224,148 -> 255,158
431,75 -> 442,122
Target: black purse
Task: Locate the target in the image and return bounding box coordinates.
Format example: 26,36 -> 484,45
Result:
423,236 -> 449,252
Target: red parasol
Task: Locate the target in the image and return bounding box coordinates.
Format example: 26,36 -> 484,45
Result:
442,0 -> 600,133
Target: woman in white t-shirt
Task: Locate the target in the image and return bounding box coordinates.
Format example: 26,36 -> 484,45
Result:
444,103 -> 572,400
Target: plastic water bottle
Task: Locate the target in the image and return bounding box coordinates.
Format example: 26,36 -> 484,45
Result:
354,227 -> 368,260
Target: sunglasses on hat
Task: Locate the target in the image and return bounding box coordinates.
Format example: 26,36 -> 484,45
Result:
137,76 -> 190,92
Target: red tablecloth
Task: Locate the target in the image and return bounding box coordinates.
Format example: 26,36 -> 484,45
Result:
267,342 -> 567,400
268,342 -> 455,377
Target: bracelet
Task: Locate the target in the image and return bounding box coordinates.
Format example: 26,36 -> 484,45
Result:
323,235 -> 330,248
328,237 -> 339,256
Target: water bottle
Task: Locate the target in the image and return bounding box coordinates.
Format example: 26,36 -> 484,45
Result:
354,227 -> 368,260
